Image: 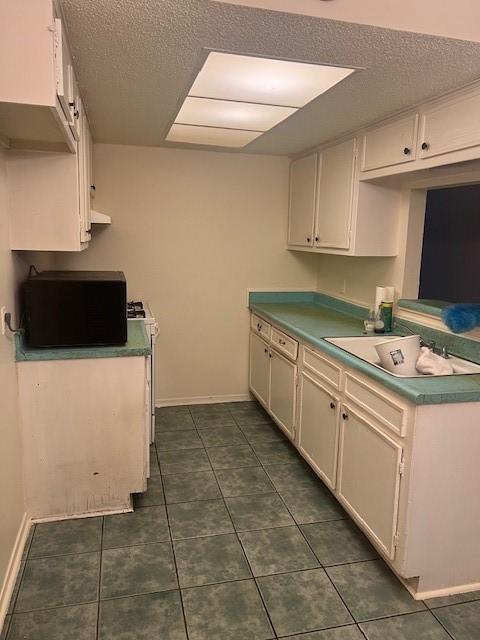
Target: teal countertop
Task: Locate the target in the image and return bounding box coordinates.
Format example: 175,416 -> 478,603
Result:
15,319 -> 151,362
250,293 -> 480,406
398,298 -> 449,318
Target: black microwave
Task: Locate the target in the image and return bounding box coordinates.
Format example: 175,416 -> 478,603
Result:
23,270 -> 127,348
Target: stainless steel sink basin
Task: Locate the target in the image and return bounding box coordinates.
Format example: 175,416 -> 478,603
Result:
324,336 -> 480,377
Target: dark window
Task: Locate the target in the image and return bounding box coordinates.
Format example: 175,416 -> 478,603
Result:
418,184 -> 480,303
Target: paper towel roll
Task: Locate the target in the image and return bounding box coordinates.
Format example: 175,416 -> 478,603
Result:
375,285 -> 395,309
375,286 -> 387,310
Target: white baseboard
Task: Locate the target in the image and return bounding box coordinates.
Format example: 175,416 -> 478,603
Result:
0,512 -> 31,628
156,393 -> 252,408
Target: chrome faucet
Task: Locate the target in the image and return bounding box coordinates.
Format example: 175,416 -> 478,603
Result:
440,345 -> 450,359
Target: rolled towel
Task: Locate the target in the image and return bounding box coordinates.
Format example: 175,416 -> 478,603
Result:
416,347 -> 454,375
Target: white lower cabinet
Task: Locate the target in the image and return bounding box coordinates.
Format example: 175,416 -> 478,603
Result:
269,349 -> 296,438
249,312 -> 480,598
337,404 -> 403,560
249,332 -> 270,407
249,326 -> 298,438
298,372 -> 339,490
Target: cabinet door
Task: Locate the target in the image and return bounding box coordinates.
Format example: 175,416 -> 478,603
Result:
54,18 -> 73,125
337,404 -> 403,559
315,138 -> 356,249
269,348 -> 297,439
287,153 -> 317,248
419,87 -> 480,159
77,99 -> 92,243
249,332 -> 270,408
361,114 -> 418,171
298,372 -> 339,490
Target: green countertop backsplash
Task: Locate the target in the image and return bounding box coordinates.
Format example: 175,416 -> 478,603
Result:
249,291 -> 480,406
15,319 -> 151,362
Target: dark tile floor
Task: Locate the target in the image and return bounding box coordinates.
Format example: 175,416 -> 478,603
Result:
2,401 -> 480,639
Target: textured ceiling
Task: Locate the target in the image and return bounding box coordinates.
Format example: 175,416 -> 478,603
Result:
60,0 -> 480,156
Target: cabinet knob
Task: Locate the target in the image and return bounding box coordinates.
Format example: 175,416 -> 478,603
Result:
329,402 -> 335,409
74,110 -> 80,119
315,236 -> 319,243
269,353 -> 272,359
342,412 -> 349,420
90,185 -> 96,191
306,237 -> 311,243
421,142 -> 429,150
257,323 -> 262,331
279,339 -> 286,346
403,147 -> 411,155
264,348 -> 268,354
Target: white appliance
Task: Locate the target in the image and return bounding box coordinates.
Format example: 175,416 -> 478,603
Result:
127,301 -> 158,443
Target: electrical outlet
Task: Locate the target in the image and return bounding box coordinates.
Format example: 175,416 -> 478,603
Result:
1,307 -> 6,336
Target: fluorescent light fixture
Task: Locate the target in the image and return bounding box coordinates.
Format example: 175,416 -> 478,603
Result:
189,52 -> 355,108
166,124 -> 262,147
166,52 -> 355,148
175,97 -> 297,131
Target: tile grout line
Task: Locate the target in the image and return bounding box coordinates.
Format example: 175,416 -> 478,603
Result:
200,410 -> 280,640
154,437 -> 192,640
429,607 -> 458,640
95,516 -> 105,640
157,403 -> 474,635
252,442 -> 364,634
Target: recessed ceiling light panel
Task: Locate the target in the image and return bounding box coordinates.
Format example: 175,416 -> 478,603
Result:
189,52 -> 355,108
166,124 -> 262,147
166,52 -> 355,148
175,97 -> 297,131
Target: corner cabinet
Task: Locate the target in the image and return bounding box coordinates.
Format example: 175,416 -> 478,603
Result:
288,138 -> 399,257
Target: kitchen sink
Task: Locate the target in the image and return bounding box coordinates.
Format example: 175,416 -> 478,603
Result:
324,336 -> 480,377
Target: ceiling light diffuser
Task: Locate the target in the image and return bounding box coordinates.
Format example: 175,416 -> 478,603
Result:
189,52 -> 355,108
166,124 -> 262,147
175,97 -> 297,131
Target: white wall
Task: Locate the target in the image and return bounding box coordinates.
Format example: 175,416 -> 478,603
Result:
55,144 -> 318,404
0,149 -> 27,607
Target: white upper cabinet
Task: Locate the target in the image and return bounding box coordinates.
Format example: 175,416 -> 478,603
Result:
315,138 -> 356,249
0,0 -> 76,151
288,137 -> 399,257
418,85 -> 480,159
361,114 -> 418,172
287,153 -> 317,247
359,83 -> 480,178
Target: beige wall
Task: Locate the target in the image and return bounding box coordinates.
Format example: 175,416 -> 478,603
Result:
0,149 -> 26,600
55,144 -> 318,403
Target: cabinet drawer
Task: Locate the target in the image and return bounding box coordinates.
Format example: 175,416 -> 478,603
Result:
302,346 -> 341,390
344,372 -> 408,437
251,314 -> 271,340
271,327 -> 298,361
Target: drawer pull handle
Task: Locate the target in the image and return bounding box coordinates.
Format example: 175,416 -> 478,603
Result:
403,147 -> 411,155
330,402 -> 335,409
342,412 -> 349,420
279,339 -> 286,346
421,142 -> 429,151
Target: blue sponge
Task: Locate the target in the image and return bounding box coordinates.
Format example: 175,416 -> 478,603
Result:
442,304 -> 480,333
